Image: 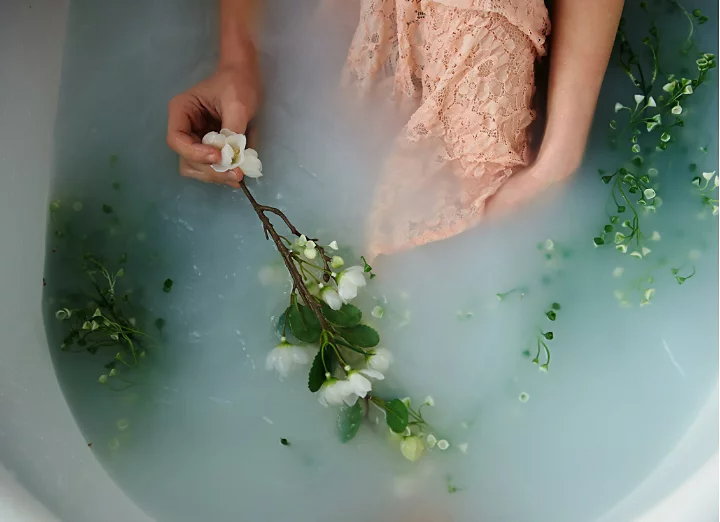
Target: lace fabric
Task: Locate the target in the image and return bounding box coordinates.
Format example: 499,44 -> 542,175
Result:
341,0 -> 550,258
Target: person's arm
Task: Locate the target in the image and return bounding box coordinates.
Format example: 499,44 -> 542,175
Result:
486,0 -> 624,215
166,0 -> 261,188
535,0 -> 624,176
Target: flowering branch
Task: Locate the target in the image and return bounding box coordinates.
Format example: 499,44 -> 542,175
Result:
205,135 -> 450,461
238,179 -> 330,329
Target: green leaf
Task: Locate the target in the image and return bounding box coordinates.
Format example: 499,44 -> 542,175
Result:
308,347 -> 329,392
337,402 -> 364,443
276,307 -> 290,339
338,324 -> 379,348
593,237 -> 605,246
280,438 -> 290,446
154,318 -> 166,331
320,302 -> 362,327
102,204 -> 114,214
385,399 -> 409,433
288,303 -> 321,343
162,278 -> 173,293
360,256 -> 376,279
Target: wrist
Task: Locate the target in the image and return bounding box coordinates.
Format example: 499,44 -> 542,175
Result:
219,32 -> 257,69
534,136 -> 585,181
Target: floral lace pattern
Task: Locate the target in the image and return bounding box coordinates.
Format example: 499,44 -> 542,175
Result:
342,0 -> 550,258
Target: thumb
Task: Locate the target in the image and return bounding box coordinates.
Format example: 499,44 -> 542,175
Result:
220,99 -> 251,136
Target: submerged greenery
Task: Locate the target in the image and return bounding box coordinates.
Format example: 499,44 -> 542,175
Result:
47,180 -> 170,385
596,2 -> 717,258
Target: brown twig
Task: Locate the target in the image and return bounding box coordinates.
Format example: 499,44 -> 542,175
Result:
238,180 -> 330,331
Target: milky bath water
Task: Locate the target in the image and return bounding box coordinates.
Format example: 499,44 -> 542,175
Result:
43,1 -> 718,521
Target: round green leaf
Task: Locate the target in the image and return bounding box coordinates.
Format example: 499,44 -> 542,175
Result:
308,348 -> 327,393
339,325 -> 379,348
385,399 -> 409,433
320,302 -> 362,327
275,307 -> 297,341
289,303 -> 321,343
337,402 -> 364,443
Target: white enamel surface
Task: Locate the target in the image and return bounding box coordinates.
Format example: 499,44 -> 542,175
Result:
0,1 -> 716,521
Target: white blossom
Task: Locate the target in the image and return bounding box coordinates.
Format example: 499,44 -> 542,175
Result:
702,171 -> 715,181
320,286 -> 343,311
630,251 -> 643,259
366,348 -> 393,373
651,231 -> 661,241
344,368 -> 384,404
642,247 -> 652,257
240,148 -> 263,178
266,339 -> 312,378
203,129 -> 245,172
423,396 -> 435,407
683,85 -> 693,95
614,102 -> 625,113
317,377 -> 351,407
671,104 -> 683,115
304,240 -> 317,260
616,244 -> 628,254
643,188 -> 656,199
330,256 -> 344,269
328,241 -> 339,250
662,81 -> 676,92
371,305 -> 385,318
612,267 -> 624,278
647,96 -> 656,107
337,266 -> 367,302
437,440 -> 450,450
457,443 -> 469,454
634,94 -> 645,104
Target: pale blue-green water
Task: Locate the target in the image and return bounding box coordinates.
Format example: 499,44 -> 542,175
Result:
43,1 -> 718,522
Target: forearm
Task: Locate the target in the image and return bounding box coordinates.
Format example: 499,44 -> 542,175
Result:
219,0 -> 259,66
536,0 -> 624,176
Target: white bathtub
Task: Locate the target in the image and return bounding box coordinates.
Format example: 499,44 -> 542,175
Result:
0,1 -> 716,521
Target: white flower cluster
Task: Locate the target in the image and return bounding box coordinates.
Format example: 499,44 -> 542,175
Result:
201,129 -> 263,178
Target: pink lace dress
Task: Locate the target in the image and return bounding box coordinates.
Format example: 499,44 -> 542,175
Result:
342,0 -> 550,258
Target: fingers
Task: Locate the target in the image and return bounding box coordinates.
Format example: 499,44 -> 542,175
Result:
167,95 -> 221,164
219,95 -> 251,135
179,158 -> 243,189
